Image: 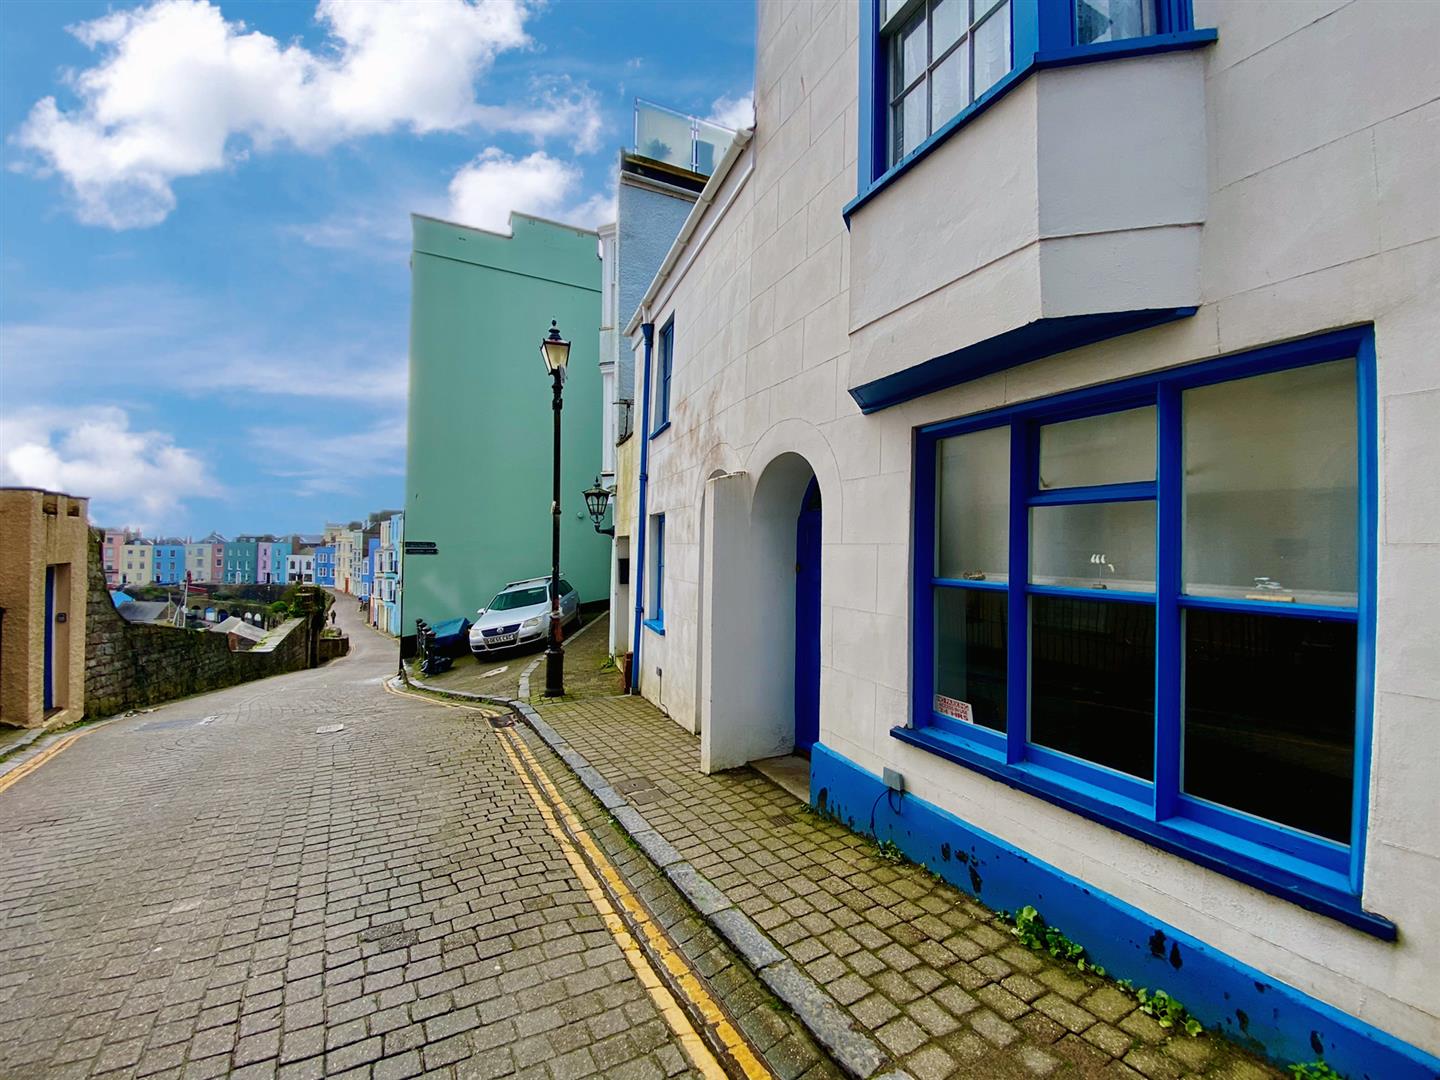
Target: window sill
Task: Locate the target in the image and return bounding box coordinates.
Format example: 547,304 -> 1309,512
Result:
648,421 -> 671,440
890,724 -> 1395,939
643,619 -> 665,635
845,28 -> 1218,225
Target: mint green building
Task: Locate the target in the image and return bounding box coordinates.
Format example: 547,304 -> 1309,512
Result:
404,212 -> 606,642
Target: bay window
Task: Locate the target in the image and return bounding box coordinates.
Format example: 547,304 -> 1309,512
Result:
859,0 -> 1214,194
904,328 -> 1382,932
884,0 -> 1013,163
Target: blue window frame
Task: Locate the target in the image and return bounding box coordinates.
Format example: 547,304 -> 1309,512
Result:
901,327 -> 1388,937
645,514 -> 666,633
853,0 -> 1215,215
652,317 -> 674,437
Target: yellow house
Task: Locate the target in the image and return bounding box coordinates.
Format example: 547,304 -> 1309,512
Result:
120,540 -> 153,586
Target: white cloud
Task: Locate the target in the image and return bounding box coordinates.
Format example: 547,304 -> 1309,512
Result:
248,418 -> 405,496
446,148 -> 613,234
0,406 -> 218,530
14,0 -> 602,228
707,91 -> 754,131
1,283 -> 409,405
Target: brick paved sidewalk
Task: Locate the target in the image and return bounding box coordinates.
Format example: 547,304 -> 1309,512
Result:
530,695 -> 1286,1080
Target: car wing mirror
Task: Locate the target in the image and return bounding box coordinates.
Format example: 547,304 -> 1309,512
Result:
475,608 -> 486,616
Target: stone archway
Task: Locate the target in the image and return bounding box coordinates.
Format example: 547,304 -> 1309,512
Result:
701,452 -> 822,773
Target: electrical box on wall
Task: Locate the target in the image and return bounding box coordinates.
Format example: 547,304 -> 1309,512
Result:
883,767 -> 905,793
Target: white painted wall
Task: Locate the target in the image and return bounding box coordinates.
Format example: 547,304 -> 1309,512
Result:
628,0 -> 1440,1052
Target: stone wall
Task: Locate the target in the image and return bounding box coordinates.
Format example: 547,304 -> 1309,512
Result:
317,636 -> 350,663
83,532 -> 320,718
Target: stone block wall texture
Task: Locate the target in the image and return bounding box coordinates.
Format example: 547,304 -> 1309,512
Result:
317,636 -> 350,663
83,531 -> 314,719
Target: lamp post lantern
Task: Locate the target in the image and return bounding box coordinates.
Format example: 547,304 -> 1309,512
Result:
582,477 -> 614,536
541,320 -> 571,698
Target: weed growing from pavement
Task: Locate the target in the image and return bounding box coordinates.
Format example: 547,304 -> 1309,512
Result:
1001,904 -> 1205,1038
876,839 -> 905,863
607,815 -> 643,853
1289,1062 -> 1347,1080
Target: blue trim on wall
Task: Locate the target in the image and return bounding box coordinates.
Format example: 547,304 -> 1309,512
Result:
43,565 -> 55,713
809,745 -> 1439,1080
1351,331 -> 1379,894
629,323 -> 655,692
648,420 -> 671,440
848,308 -> 1197,414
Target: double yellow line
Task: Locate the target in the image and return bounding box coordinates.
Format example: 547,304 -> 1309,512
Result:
384,681 -> 774,1080
0,730 -> 87,796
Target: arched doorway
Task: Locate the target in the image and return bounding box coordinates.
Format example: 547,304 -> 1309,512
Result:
701,453 -> 822,775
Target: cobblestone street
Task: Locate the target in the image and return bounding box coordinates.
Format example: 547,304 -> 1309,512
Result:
0,601 -> 831,1080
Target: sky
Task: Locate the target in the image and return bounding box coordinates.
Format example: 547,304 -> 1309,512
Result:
0,0 -> 756,538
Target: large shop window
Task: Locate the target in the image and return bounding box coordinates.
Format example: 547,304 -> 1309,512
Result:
904,328 -> 1383,933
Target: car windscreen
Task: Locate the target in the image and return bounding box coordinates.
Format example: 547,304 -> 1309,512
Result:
488,586 -> 549,611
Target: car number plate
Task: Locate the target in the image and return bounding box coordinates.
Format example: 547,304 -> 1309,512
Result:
487,634 -> 517,645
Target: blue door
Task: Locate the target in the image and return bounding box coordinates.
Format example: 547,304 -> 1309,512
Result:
43,566 -> 55,712
794,479 -> 822,753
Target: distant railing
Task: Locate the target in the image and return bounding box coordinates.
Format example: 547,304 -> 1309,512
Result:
633,99 -> 734,177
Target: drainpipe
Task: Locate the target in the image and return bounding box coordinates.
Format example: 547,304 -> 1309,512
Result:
629,322 -> 655,693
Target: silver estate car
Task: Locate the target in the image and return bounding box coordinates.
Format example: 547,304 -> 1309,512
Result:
468,577 -> 579,654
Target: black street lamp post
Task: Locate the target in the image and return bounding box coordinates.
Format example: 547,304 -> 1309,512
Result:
541,320 -> 571,698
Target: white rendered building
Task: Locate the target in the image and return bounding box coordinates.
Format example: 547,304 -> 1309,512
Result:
616,1 -> 1440,1075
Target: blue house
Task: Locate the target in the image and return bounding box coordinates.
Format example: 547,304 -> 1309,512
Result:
314,545 -> 336,586
363,537 -> 379,599
152,542 -> 187,585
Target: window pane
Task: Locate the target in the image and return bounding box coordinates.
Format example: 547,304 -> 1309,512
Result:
1184,360 -> 1357,606
1184,610 -> 1355,842
1030,595 -> 1155,779
973,0 -> 1010,96
1075,0 -> 1153,45
894,86 -> 927,160
931,46 -> 969,131
937,426 -> 1009,582
931,0 -> 967,56
897,11 -> 927,91
1038,405 -> 1155,489
935,588 -> 1006,733
1031,501 -> 1156,590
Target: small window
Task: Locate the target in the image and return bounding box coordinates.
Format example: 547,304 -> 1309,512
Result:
653,319 -> 674,434
1075,0 -> 1153,45
647,514 -> 666,630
